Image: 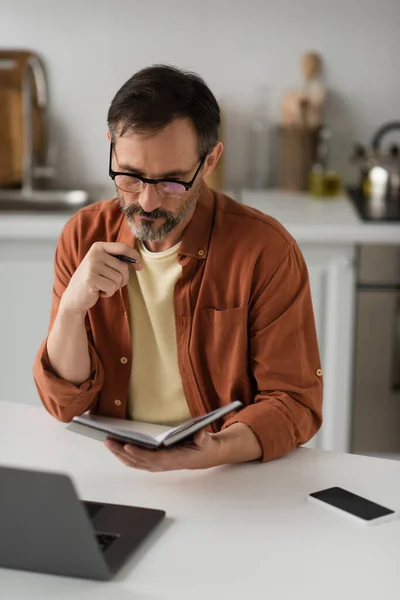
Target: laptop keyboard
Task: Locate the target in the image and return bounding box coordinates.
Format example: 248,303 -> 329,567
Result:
96,532 -> 119,552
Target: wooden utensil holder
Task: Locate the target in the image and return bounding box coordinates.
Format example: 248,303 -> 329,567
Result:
276,126 -> 318,191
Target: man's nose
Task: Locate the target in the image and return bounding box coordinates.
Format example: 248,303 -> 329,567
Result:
138,184 -> 162,213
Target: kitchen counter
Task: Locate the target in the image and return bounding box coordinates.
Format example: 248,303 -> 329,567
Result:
0,211 -> 72,240
0,190 -> 399,244
240,190 -> 400,245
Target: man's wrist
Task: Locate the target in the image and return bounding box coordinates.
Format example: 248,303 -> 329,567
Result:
215,422 -> 263,465
58,297 -> 87,321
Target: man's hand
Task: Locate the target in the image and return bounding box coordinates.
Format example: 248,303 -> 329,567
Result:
105,430 -> 222,472
46,242 -> 142,385
61,242 -> 142,314
105,423 -> 263,472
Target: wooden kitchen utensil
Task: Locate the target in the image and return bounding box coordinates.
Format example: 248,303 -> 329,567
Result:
0,50 -> 46,187
300,51 -> 325,128
281,51 -> 325,128
277,51 -> 326,190
300,51 -> 322,84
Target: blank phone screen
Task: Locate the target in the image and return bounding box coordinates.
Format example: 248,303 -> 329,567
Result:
310,487 -> 394,521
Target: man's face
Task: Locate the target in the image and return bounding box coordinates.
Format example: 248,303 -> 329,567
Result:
111,118 -> 203,243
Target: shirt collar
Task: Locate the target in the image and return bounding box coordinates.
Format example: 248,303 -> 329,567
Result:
116,182 -> 215,260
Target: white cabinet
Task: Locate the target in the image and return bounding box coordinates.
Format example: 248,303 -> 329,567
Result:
0,240 -> 57,404
300,244 -> 356,453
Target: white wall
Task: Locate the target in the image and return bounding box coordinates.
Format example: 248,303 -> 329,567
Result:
1,0 -> 399,197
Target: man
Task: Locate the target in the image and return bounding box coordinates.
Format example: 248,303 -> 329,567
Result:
34,65 -> 323,472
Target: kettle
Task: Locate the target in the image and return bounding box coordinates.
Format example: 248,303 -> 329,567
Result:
350,121 -> 400,203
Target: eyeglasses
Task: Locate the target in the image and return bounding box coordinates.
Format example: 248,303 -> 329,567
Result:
109,144 -> 206,198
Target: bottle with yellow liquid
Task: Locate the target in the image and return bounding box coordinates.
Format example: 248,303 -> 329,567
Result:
308,125 -> 341,197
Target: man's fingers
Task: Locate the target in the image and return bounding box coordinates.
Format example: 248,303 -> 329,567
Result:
104,437 -> 215,472
105,440 -> 121,451
108,253 -> 143,272
97,264 -> 125,289
105,441 -> 151,470
93,274 -> 119,298
100,242 -> 141,265
103,256 -> 132,286
107,445 -> 137,468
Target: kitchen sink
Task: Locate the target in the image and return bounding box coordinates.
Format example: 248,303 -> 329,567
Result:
0,189 -> 91,212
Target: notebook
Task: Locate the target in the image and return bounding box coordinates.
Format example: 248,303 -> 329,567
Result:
67,400 -> 243,450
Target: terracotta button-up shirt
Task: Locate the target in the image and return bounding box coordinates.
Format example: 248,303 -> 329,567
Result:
33,184 -> 323,461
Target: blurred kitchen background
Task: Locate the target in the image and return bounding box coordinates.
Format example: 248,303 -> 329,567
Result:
0,0 -> 399,460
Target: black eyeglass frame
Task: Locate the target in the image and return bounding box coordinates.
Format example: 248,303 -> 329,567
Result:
108,144 -> 207,195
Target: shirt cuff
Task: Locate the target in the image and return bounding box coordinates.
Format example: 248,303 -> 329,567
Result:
222,397 -> 298,462
33,339 -> 104,421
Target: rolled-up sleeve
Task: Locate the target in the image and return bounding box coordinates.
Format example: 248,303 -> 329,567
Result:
33,223 -> 104,422
33,331 -> 104,422
223,241 -> 323,461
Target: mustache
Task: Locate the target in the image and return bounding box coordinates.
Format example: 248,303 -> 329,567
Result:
121,203 -> 172,220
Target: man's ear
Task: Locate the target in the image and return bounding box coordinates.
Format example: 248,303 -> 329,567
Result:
106,129 -> 111,142
203,142 -> 224,177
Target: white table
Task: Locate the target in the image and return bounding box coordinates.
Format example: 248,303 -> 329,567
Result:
1,401 -> 399,600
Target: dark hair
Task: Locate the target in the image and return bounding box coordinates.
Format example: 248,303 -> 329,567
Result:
107,64 -> 220,157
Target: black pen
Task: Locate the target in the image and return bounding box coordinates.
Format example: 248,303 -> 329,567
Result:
115,254 -> 137,264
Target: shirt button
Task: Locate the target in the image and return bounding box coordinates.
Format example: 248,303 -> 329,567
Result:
198,249 -> 205,256
114,399 -> 122,406
316,368 -> 323,377
120,356 -> 128,364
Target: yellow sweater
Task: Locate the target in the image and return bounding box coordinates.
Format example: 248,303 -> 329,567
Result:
127,241 -> 191,425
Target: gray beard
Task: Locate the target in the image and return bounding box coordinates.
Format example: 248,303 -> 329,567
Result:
117,183 -> 200,242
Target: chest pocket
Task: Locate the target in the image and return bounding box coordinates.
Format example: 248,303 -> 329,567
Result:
191,305 -> 249,389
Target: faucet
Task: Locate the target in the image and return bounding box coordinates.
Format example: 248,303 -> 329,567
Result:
21,54 -> 55,193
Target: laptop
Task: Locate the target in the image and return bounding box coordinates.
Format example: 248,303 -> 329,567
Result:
0,465 -> 165,581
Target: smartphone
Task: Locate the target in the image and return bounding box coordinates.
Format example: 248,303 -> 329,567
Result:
308,486 -> 398,526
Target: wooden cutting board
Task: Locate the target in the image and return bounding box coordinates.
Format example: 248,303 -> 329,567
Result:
0,50 -> 45,187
